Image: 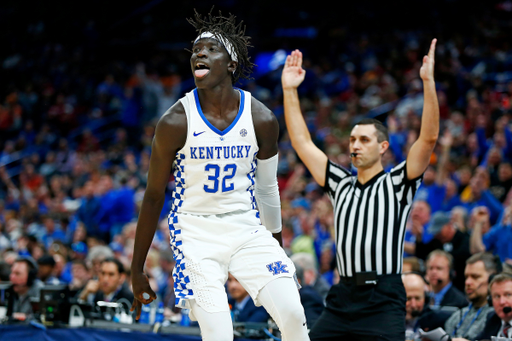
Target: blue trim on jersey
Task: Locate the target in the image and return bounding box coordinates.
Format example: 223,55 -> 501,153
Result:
247,154 -> 257,210
168,212 -> 194,305
193,88 -> 245,136
171,153 -> 186,213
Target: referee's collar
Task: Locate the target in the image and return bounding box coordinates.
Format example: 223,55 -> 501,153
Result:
355,170 -> 386,190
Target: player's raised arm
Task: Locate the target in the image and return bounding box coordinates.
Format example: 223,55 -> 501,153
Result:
406,39 -> 440,180
281,50 -> 328,187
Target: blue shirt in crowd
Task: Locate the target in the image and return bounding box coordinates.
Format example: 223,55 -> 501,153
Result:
431,282 -> 453,307
483,223 -> 512,262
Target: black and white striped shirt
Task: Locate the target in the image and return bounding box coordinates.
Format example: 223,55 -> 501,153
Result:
324,160 -> 422,277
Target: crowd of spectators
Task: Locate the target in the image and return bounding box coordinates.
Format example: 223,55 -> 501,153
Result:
1,0 -> 512,336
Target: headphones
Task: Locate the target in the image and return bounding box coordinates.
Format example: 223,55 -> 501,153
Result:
487,255 -> 505,306
15,256 -> 39,287
403,271 -> 430,305
488,254 -> 503,283
449,268 -> 457,281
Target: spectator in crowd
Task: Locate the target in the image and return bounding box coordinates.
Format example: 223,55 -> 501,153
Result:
294,263 -> 324,329
9,257 -> 44,319
415,211 -> 471,291
71,241 -> 88,261
79,257 -> 133,312
36,254 -> 60,285
403,257 -> 422,273
290,252 -> 330,301
476,273 -> 512,340
155,249 -> 174,299
425,250 -> 468,308
461,167 -> 504,225
95,175 -> 116,242
490,162 -> 512,203
402,272 -> 441,340
68,259 -> 91,297
429,130 -> 463,213
75,181 -> 102,239
404,200 -> 433,256
52,252 -> 70,283
86,245 -> 114,279
444,252 -> 498,340
227,273 -> 269,323
471,203 -> 512,263
451,206 -> 469,234
108,175 -> 135,240
39,216 -> 67,250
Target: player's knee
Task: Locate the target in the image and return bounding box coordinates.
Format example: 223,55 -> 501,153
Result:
279,302 -> 306,326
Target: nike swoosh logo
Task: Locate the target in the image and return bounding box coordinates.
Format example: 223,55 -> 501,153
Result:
193,131 -> 205,137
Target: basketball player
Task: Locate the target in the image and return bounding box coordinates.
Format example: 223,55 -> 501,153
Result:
130,10 -> 309,341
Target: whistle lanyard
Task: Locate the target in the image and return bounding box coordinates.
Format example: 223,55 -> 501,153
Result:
452,303 -> 484,337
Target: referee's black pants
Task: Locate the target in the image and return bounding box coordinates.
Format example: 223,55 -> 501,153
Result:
309,274 -> 406,341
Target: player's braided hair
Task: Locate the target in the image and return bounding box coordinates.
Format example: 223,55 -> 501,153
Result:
188,9 -> 254,84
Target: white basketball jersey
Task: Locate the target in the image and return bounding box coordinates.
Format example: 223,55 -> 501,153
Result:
170,88 -> 259,215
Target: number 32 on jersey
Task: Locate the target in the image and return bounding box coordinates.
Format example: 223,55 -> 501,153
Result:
203,164 -> 237,193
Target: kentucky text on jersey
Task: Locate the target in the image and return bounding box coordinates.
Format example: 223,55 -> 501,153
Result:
190,145 -> 252,159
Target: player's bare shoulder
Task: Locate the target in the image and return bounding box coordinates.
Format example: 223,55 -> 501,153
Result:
155,101 -> 187,151
251,96 -> 279,157
251,96 -> 276,128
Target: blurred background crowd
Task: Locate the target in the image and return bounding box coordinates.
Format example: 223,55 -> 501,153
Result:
1,0 -> 512,334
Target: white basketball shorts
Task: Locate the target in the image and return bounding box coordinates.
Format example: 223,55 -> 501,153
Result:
168,209 -> 295,313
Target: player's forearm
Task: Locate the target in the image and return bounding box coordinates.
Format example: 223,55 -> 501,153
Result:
131,192 -> 165,273
419,80 -> 440,145
255,154 -> 282,234
272,232 -> 283,247
283,88 -> 314,151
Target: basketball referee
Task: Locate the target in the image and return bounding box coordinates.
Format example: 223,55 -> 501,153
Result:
281,39 -> 439,341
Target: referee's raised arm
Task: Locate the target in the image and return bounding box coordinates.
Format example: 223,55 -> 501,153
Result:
281,50 -> 328,187
406,38 -> 440,180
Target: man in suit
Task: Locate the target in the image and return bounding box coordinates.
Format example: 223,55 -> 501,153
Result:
403,272 -> 428,338
227,273 -> 269,323
415,211 -> 472,291
294,262 -> 325,328
476,273 -> 512,340
79,257 -> 133,313
291,252 -> 331,301
402,272 -> 453,339
425,250 -> 468,308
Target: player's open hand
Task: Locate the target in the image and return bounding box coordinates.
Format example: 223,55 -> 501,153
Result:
282,49 -> 306,90
420,39 -> 437,82
130,271 -> 157,320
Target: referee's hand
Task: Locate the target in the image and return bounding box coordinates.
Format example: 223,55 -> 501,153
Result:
420,38 -> 437,82
282,49 -> 306,90
130,271 -> 157,320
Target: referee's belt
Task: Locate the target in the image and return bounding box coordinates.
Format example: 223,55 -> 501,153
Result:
339,271 -> 380,286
